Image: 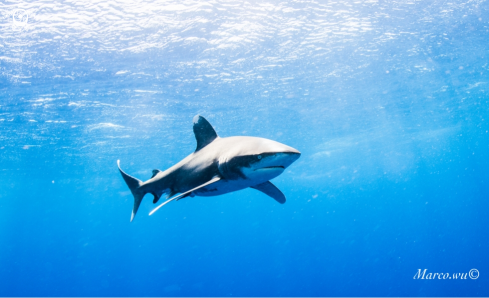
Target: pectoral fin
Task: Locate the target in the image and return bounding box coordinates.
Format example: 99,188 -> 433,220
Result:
251,181 -> 286,204
149,176 -> 221,216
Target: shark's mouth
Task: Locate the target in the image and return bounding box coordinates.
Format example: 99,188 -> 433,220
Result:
255,166 -> 285,171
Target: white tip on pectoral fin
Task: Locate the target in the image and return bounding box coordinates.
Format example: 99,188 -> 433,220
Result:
149,197 -> 177,216
149,176 -> 221,216
131,211 -> 135,222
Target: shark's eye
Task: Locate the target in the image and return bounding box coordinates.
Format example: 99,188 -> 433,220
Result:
257,155 -> 262,160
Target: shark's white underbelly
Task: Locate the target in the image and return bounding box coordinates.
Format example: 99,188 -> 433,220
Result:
193,179 -> 250,196
194,167 -> 285,197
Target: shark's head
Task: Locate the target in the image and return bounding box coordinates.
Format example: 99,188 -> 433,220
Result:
218,136 -> 301,184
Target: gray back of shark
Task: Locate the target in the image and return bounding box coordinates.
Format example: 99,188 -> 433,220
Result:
118,115 -> 301,221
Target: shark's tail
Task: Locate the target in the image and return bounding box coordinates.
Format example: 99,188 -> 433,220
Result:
117,160 -> 145,222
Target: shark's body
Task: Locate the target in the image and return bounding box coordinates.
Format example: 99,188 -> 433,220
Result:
118,115 -> 300,221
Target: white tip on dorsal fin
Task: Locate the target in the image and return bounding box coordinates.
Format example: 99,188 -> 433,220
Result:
193,115 -> 218,151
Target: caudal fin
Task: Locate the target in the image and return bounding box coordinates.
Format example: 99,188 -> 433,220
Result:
117,160 -> 144,222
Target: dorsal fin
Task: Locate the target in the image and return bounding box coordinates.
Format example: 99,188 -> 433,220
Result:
193,115 -> 218,151
151,169 -> 162,179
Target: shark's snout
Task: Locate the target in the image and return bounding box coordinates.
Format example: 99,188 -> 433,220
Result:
277,145 -> 301,166
286,147 -> 301,155
274,151 -> 301,168
246,149 -> 300,183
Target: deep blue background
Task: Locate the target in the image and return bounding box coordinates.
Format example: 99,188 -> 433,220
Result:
1,0 -> 488,296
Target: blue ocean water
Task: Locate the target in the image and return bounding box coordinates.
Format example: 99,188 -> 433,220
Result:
1,0 -> 488,296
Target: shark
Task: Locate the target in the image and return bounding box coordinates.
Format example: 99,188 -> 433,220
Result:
118,115 -> 301,221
